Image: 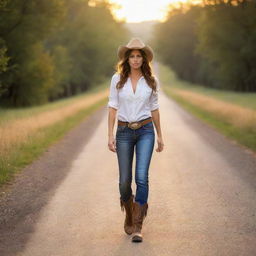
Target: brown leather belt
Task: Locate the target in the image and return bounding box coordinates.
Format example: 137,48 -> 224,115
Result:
118,117 -> 152,130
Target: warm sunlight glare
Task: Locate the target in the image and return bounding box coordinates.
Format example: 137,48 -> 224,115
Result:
108,0 -> 202,23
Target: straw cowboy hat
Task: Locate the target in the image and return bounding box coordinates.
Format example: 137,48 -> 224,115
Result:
117,38 -> 154,62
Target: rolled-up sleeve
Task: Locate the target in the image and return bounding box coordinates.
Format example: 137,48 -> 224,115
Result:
107,74 -> 119,110
149,77 -> 160,111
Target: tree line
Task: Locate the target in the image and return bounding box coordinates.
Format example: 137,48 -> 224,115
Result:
0,0 -> 128,106
153,0 -> 256,92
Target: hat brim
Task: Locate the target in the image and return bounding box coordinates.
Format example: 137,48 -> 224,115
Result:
117,45 -> 153,62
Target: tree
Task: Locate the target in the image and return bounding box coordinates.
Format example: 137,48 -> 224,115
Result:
0,0 -> 129,106
153,5 -> 205,84
196,0 -> 256,91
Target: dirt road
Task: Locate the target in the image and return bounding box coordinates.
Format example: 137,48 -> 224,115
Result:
0,90 -> 256,256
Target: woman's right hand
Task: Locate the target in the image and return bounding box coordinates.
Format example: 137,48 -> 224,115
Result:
108,135 -> 116,152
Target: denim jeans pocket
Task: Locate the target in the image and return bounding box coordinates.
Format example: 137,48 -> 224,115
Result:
117,125 -> 126,132
142,122 -> 154,130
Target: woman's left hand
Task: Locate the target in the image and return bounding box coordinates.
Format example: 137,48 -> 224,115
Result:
156,136 -> 164,152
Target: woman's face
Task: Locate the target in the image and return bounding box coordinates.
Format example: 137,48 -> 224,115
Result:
128,50 -> 143,70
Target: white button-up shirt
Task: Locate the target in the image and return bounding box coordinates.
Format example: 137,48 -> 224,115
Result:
107,73 -> 160,122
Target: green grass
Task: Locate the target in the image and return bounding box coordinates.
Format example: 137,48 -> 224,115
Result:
158,62 -> 256,152
0,80 -> 108,124
165,88 -> 256,151
158,63 -> 256,110
0,95 -> 108,186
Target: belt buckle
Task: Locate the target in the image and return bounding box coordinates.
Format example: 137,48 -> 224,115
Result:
128,121 -> 142,130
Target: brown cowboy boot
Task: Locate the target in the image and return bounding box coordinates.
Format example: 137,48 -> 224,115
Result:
132,201 -> 148,242
120,194 -> 135,235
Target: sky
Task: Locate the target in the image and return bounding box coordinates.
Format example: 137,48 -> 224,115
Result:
107,0 -> 202,23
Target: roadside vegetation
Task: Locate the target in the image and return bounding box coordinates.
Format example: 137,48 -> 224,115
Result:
153,0 -> 256,93
0,0 -> 129,186
0,0 -> 128,107
0,83 -> 108,186
159,63 -> 256,153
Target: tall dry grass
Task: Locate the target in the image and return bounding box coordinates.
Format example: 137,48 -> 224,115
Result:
0,90 -> 108,159
172,88 -> 256,131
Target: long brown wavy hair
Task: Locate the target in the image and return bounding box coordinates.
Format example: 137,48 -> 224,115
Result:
115,49 -> 157,93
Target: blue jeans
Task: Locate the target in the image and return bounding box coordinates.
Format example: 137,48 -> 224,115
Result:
116,120 -> 155,205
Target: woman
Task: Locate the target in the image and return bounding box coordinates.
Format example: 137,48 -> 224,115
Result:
107,38 -> 164,243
